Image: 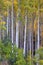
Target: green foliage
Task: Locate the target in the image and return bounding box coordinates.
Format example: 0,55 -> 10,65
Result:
36,47 -> 43,59
15,49 -> 26,65
0,39 -> 43,65
0,21 -> 6,30
0,25 -> 6,30
0,39 -> 12,61
0,39 -> 26,65
0,40 -> 4,61
9,46 -> 26,65
34,47 -> 43,65
26,52 -> 33,65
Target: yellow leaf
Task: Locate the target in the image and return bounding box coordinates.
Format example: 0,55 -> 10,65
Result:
0,21 -> 6,25
14,0 -> 18,5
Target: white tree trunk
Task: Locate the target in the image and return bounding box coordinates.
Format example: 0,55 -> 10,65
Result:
37,6 -> 40,65
16,21 -> 19,48
11,0 -> 14,53
37,13 -> 40,50
23,10 -> 27,55
11,0 -> 14,44
29,30 -> 32,65
16,0 -> 20,48
7,6 -> 9,36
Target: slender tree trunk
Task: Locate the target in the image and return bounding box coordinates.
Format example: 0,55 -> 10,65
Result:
11,0 -> 14,53
7,6 -> 9,36
16,0 -> 20,48
37,10 -> 40,50
11,0 -> 14,44
36,16 -> 40,65
29,30 -> 32,65
29,15 -> 32,65
16,20 -> 19,48
23,10 -> 27,55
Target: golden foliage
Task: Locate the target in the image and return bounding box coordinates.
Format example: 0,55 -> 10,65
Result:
3,11 -> 8,16
0,21 -> 6,25
14,0 -> 18,5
